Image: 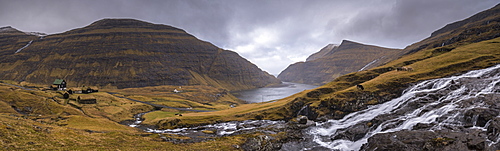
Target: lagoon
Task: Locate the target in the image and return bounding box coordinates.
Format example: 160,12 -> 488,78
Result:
232,82 -> 318,103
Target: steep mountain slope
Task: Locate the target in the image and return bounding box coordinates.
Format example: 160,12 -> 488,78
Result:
405,3 -> 500,54
278,40 -> 403,85
305,44 -> 338,62
144,3 -> 500,149
275,2 -> 500,126
0,19 -> 280,90
0,3 -> 499,151
0,26 -> 40,56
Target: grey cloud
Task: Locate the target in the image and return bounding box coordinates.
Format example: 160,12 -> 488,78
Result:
0,0 -> 498,74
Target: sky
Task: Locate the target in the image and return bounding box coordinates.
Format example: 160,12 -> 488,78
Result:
0,0 -> 498,75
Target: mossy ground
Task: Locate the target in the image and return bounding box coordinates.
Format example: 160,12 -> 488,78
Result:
0,83 -> 246,150
0,113 -> 245,150
0,37 -> 498,150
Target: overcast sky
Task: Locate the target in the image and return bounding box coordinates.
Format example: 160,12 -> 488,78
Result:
1,0 -> 498,75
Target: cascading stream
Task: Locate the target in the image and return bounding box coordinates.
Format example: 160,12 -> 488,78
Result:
306,64 -> 500,150
123,65 -> 499,150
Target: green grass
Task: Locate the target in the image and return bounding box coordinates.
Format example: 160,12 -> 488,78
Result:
142,37 -> 500,128
0,37 -> 498,150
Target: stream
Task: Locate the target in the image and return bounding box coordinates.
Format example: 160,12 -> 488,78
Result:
283,64 -> 500,150
124,64 -> 500,150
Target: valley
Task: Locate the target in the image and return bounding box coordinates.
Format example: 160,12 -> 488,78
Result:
0,2 -> 499,151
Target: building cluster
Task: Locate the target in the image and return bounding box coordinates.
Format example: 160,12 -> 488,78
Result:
51,79 -> 98,104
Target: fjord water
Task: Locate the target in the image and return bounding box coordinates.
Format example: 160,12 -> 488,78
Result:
232,82 -> 318,103
297,64 -> 500,150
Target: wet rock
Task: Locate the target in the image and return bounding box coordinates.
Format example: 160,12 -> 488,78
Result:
242,135 -> 279,151
361,130 -> 492,151
464,108 -> 499,127
297,116 -> 308,124
332,122 -> 371,141
486,117 -> 500,145
296,104 -> 318,120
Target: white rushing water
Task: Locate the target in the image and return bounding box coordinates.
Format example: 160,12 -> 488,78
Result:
145,120 -> 284,136
14,40 -> 33,54
358,59 -> 379,71
309,64 -> 500,150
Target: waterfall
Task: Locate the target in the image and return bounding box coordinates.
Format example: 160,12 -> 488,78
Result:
307,64 -> 500,150
14,40 -> 33,54
358,58 -> 380,71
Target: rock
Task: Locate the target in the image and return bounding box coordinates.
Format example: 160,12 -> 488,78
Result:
464,108 -> 499,127
332,122 -> 370,141
241,135 -> 279,151
486,117 -> 500,144
361,130 -> 491,151
297,116 -> 308,124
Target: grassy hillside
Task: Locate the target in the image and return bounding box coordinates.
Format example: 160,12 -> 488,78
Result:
0,19 -> 280,91
0,4 -> 498,150
0,34 -> 497,151
142,37 -> 499,129
0,113 -> 247,150
0,81 -> 249,150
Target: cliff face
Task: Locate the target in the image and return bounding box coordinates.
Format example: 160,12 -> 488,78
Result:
278,40 -> 403,85
0,19 -> 280,90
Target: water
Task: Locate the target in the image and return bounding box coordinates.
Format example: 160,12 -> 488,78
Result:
124,65 -> 499,150
146,120 -> 284,136
232,82 -> 318,103
305,64 -> 500,150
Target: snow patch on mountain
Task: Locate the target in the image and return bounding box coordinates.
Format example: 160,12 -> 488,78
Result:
25,32 -> 47,38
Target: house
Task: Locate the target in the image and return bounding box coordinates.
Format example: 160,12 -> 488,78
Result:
70,86 -> 98,94
52,79 -> 67,90
82,86 -> 99,94
77,95 -> 97,104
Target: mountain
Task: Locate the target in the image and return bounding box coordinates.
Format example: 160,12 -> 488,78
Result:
0,19 -> 280,90
1,3 -> 499,151
305,44 -> 338,62
257,4 -> 500,150
405,3 -> 500,54
277,40 -> 404,85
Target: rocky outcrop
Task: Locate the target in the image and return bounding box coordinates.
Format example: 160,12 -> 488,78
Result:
361,130 -> 494,151
278,40 -> 403,85
0,19 -> 280,90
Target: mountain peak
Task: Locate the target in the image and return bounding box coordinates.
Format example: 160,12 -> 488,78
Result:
335,40 -> 371,51
0,26 -> 22,33
62,18 -> 185,35
306,44 -> 339,61
339,40 -> 365,47
89,18 -> 155,27
85,18 -> 182,31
